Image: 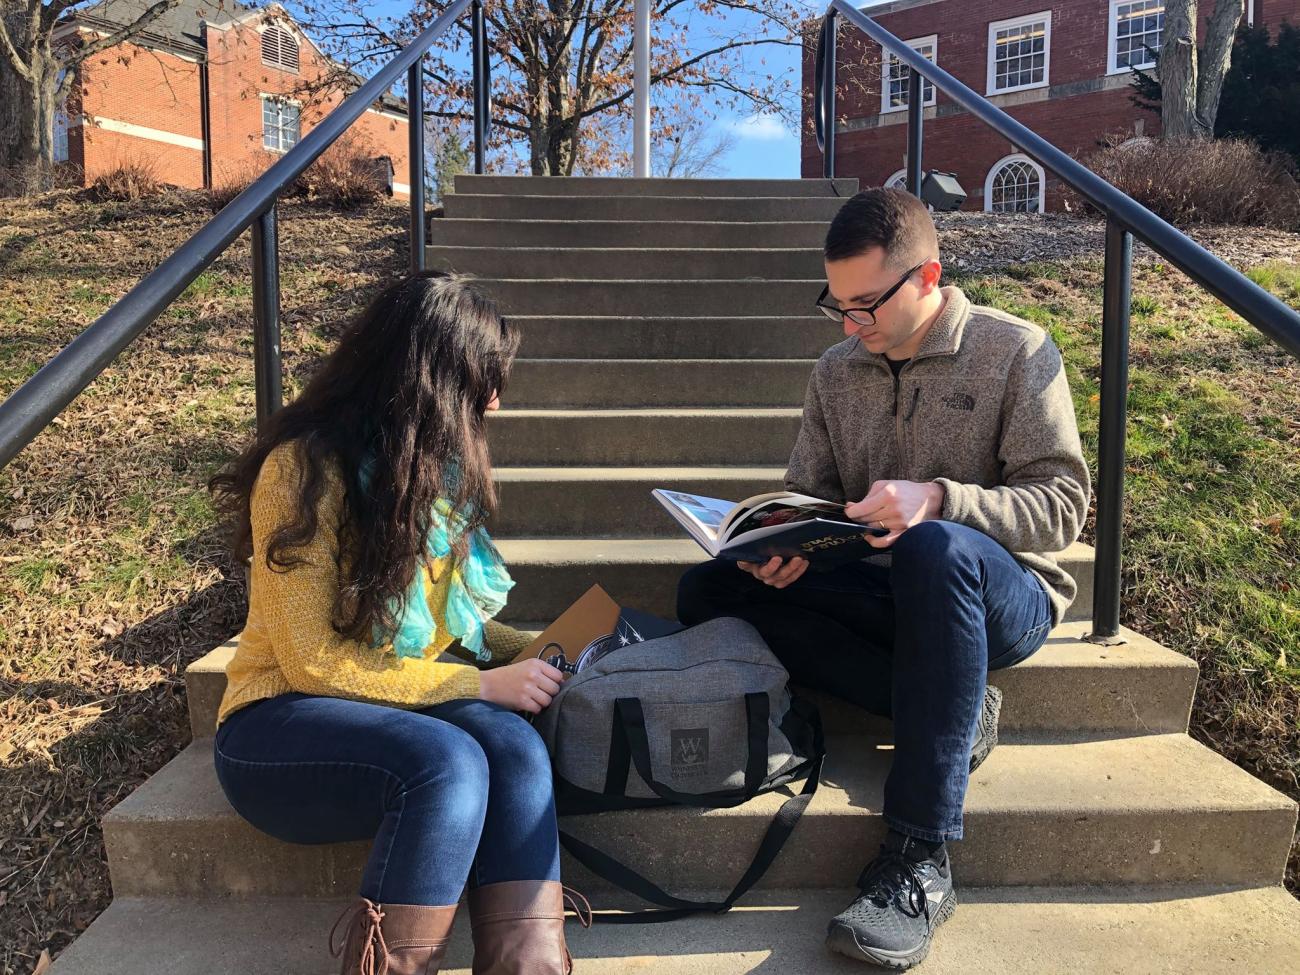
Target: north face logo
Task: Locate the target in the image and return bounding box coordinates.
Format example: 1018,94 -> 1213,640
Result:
671,728 -> 709,774
941,393 -> 976,412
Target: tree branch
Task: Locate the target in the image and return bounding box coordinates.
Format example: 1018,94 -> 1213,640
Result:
425,106 -> 529,133
0,9 -> 33,81
575,36 -> 793,121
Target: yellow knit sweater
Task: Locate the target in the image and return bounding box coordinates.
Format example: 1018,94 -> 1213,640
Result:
215,442 -> 534,728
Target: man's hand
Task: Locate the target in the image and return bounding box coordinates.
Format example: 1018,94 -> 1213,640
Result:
478,658 -> 564,714
736,555 -> 809,589
844,480 -> 945,549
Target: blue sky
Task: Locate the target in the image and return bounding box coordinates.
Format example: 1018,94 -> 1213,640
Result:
288,1 -> 892,178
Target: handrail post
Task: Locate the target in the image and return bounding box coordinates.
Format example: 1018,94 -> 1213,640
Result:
818,12 -> 837,179
472,0 -> 488,174
251,203 -> 283,433
408,56 -> 427,274
906,68 -> 923,196
1090,218 -> 1132,644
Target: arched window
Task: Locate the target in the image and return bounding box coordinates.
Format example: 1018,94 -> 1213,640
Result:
984,153 -> 1045,213
261,24 -> 300,73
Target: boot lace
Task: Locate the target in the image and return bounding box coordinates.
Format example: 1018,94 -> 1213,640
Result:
328,897 -> 391,975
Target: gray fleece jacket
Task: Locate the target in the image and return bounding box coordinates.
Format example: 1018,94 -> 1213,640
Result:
785,285 -> 1091,626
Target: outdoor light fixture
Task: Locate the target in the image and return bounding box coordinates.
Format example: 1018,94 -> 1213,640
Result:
921,171 -> 966,211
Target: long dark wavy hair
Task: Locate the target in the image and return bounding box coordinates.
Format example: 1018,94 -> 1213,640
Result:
209,270 -> 520,645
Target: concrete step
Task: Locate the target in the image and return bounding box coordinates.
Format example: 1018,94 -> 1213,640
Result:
504,360 -> 814,408
487,409 -> 804,466
452,174 -> 861,197
185,620 -> 1193,741
428,246 -> 828,280
491,466 -> 787,536
477,279 -> 825,317
492,538 -> 1095,625
443,195 -> 849,222
430,219 -> 834,249
47,887 -> 1300,975
102,733 -> 1295,898
511,316 -> 837,359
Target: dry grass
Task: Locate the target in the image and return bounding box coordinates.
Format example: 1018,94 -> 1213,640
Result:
0,190 -> 408,975
0,193 -> 1297,973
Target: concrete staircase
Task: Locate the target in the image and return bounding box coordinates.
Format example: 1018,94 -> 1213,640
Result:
51,176 -> 1300,973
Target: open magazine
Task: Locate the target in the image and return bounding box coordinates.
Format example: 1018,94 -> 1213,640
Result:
652,489 -> 888,567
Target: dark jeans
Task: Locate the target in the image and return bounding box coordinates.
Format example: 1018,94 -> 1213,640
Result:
213,693 -> 560,906
676,520 -> 1052,843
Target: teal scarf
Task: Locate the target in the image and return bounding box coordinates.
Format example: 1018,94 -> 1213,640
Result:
356,454 -> 513,662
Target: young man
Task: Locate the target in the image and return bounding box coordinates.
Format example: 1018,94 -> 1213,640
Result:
676,188 -> 1090,970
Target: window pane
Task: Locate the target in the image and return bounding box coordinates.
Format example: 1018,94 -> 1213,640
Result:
1115,1 -> 1164,68
992,160 -> 1042,213
993,19 -> 1048,90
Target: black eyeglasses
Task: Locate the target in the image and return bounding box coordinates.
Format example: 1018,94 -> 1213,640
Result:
815,262 -> 927,327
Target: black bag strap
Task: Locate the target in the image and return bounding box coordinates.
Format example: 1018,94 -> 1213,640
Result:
611,693 -> 769,809
559,700 -> 825,923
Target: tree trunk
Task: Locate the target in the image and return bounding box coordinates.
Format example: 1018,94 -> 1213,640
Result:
1196,0 -> 1245,135
1161,0 -> 1199,139
1,7 -> 61,193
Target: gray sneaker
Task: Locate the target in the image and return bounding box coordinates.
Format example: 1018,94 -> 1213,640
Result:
969,684 -> 1002,773
825,835 -> 956,970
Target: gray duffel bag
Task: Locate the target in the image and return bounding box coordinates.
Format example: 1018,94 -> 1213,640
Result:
531,615 -> 825,922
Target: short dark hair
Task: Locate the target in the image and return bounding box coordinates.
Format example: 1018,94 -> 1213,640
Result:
824,187 -> 939,270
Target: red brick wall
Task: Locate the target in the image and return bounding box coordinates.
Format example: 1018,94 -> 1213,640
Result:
204,17 -> 411,196
77,40 -> 205,186
801,0 -> 1299,210
72,14 -> 410,197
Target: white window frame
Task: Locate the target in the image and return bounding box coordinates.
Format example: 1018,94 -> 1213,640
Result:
1107,0 -> 1165,75
53,67 -> 70,162
261,94 -> 301,153
986,11 -> 1051,96
984,152 -> 1046,213
880,35 -> 938,115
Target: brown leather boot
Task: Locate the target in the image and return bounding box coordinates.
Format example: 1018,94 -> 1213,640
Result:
467,880 -> 592,975
329,896 -> 459,975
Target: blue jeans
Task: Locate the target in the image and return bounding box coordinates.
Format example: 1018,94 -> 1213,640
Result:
676,520 -> 1053,843
213,693 -> 560,905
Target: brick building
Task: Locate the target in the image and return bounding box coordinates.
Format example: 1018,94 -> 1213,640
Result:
801,0 -> 1300,212
54,0 -> 412,198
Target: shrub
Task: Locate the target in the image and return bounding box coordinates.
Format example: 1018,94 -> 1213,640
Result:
206,155 -> 277,212
87,157 -> 165,202
1074,134 -> 1300,230
0,159 -> 84,198
290,133 -> 388,210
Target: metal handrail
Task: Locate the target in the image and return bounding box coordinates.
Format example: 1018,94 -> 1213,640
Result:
0,0 -> 489,469
815,1 -> 1300,639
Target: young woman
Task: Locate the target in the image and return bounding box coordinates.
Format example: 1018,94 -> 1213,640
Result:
208,271 -> 588,975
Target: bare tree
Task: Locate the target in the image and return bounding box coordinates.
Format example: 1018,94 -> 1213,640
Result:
297,0 -> 803,176
0,1 -> 192,190
1160,0 -> 1244,139
653,110 -> 738,177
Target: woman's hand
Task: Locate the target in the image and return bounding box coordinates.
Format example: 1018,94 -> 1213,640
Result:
478,658 -> 564,714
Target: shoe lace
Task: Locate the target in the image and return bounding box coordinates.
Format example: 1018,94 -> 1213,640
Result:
328,898 -> 391,975
562,884 -> 593,928
859,851 -> 930,922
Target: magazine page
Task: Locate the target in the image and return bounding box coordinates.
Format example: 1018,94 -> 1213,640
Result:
651,489 -> 738,551
722,496 -> 850,543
